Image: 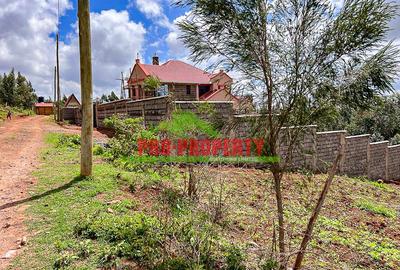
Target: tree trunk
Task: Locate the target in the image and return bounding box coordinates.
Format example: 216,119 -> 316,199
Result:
78,0 -> 93,177
293,150 -> 343,269
188,165 -> 197,198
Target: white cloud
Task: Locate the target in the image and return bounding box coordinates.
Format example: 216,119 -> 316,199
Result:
0,1 -> 146,99
165,13 -> 190,58
134,0 -> 163,18
60,9 -> 146,98
131,0 -> 174,30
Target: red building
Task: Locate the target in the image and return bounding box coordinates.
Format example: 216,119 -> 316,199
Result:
127,56 -> 240,108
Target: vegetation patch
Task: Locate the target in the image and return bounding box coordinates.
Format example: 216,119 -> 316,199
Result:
9,133 -> 400,270
356,198 -> 397,218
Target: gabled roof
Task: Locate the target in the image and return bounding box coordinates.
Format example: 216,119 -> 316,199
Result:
137,60 -> 215,84
64,94 -> 80,107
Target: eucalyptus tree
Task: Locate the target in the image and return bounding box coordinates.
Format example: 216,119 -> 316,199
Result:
175,0 -> 399,268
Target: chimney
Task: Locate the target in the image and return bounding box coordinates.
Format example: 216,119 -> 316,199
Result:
152,54 -> 159,65
135,52 -> 140,64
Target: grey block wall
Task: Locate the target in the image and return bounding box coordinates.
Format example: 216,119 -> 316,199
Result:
94,97 -> 234,128
387,145 -> 400,181
342,135 -> 370,177
316,131 -> 346,173
278,126 -> 317,169
368,141 -> 388,180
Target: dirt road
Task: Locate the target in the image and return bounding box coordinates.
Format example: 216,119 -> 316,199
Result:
0,115 -> 107,269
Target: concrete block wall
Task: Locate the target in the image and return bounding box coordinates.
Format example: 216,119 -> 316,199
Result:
94,97 -> 234,128
315,131 -> 346,173
278,126 -> 317,169
387,145 -> 400,181
342,135 -> 370,177
368,141 -> 389,180
174,101 -> 234,124
232,118 -> 400,182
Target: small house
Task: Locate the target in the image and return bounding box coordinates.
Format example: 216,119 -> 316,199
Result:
34,102 -> 54,115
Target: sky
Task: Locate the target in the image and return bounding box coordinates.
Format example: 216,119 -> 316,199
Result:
0,0 -> 399,99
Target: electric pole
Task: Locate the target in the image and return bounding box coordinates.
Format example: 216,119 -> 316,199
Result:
78,0 -> 93,176
54,66 -> 57,121
56,0 -> 61,122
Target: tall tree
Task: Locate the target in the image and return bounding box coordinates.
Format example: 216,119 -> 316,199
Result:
1,69 -> 16,106
175,0 -> 399,268
108,91 -> 119,101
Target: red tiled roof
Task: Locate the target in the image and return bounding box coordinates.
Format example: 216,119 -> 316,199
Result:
200,88 -> 240,101
139,60 -> 213,84
34,102 -> 54,107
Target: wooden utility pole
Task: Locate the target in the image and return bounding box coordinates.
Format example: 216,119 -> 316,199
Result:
78,0 -> 93,176
53,66 -> 57,121
56,33 -> 61,121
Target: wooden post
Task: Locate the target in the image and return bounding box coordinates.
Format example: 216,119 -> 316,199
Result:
56,33 -> 61,122
78,0 -> 93,177
53,66 -> 57,121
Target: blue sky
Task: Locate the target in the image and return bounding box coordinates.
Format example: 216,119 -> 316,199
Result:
58,0 -> 187,63
0,0 -> 398,99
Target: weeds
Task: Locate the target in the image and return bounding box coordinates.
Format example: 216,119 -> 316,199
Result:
356,199 -> 397,218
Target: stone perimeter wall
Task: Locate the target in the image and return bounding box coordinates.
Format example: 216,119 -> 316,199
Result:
79,100 -> 400,182
94,96 -> 234,128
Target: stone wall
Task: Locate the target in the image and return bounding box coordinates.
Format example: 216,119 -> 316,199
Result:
94,96 -> 234,128
232,117 -> 400,182
316,131 -> 346,172
278,126 -> 317,169
174,101 -> 234,125
170,84 -> 197,101
387,145 -> 400,181
342,135 -> 370,177
368,141 -> 389,180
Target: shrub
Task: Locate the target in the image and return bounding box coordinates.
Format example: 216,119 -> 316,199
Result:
93,144 -> 105,155
74,212 -> 163,266
260,259 -> 278,270
156,111 -> 219,139
56,134 -> 80,148
225,246 -> 246,270
104,115 -> 156,158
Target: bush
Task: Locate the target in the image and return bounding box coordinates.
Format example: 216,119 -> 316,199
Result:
93,144 -> 105,155
156,111 -> 219,139
74,212 -> 163,266
225,246 -> 246,270
56,134 -> 80,148
390,133 -> 400,145
104,115 -> 156,158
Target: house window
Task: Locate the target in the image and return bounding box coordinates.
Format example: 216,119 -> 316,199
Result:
186,85 -> 191,95
156,85 -> 168,97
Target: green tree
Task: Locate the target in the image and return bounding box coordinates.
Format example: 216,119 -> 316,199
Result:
0,69 -> 16,106
143,76 -> 161,93
100,94 -> 109,103
0,69 -> 37,108
15,72 -> 37,108
108,91 -> 119,102
175,0 -> 399,268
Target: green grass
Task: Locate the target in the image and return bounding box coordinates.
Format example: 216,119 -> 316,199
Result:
9,133 -> 400,270
0,105 -> 34,123
10,133 -> 134,269
356,198 -> 397,218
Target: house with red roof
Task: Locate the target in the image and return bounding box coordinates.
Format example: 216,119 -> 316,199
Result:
127,56 -> 241,108
34,102 -> 54,115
